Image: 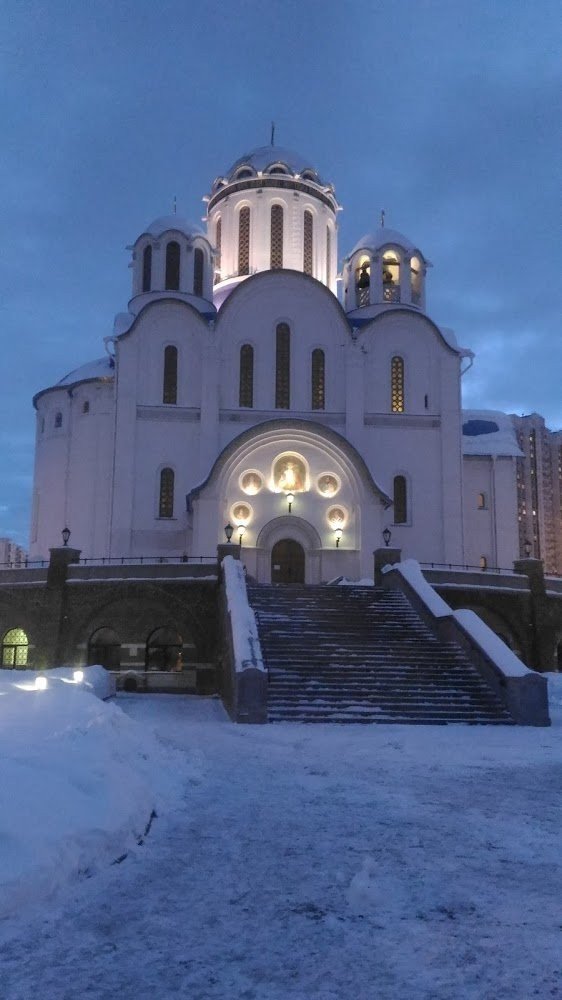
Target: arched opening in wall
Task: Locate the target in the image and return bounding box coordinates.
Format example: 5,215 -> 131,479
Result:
382,251 -> 400,302
410,255 -> 422,305
238,207 -> 250,276
239,344 -> 254,408
275,323 -> 290,408
193,248 -> 204,297
355,255 -> 370,307
163,345 -> 178,404
303,210 -> 313,275
271,539 -> 305,584
165,241 -> 180,290
556,642 -> 562,671
460,606 -> 520,657
55,411 -> 62,429
2,627 -> 29,667
393,475 -> 407,524
311,349 -> 325,410
159,468 -> 175,518
87,627 -> 121,670
391,356 -> 405,413
270,205 -> 284,269
146,627 -> 183,671
142,245 -> 152,292
214,217 -> 222,284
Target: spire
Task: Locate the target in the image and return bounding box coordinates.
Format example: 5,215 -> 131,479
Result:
380,208 -> 385,228
270,120 -> 275,146
173,195 -> 177,215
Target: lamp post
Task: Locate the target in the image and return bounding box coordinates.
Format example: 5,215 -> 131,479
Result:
286,492 -> 294,514
224,523 -> 234,543
335,527 -> 342,548
382,526 -> 392,547
61,526 -> 71,547
524,538 -> 532,558
238,524 -> 246,546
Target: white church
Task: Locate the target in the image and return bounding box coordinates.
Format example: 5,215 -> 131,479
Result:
30,144 -> 522,583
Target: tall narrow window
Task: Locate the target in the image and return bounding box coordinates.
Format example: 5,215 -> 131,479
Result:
238,207 -> 250,275
303,210 -> 313,275
239,344 -> 254,407
393,476 -> 407,524
159,468 -> 175,518
165,241 -> 180,290
311,349 -> 325,410
215,217 -> 222,284
391,356 -> 405,412
163,345 -> 178,404
410,255 -> 422,305
275,323 -> 290,409
54,411 -> 62,428
193,248 -> 204,297
142,245 -> 152,292
270,205 -> 284,269
382,251 -> 400,302
326,226 -> 331,285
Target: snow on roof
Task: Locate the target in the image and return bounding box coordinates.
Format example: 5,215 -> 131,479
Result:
143,216 -> 205,239
222,145 -> 324,184
56,357 -> 114,388
349,227 -> 420,257
462,410 -> 523,457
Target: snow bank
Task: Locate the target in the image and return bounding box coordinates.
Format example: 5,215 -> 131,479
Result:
382,558 -> 451,617
453,609 -> 531,677
0,664 -> 115,700
223,556 -> 265,673
0,678 -> 184,919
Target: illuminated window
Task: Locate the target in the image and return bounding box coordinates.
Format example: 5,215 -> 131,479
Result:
382,251 -> 400,302
270,205 -> 283,269
54,411 -> 62,429
214,217 -> 221,284
193,248 -> 204,297
391,357 -> 405,412
303,210 -> 313,275
239,344 -> 254,407
165,241 -> 180,290
142,245 -> 152,292
355,255 -> 370,307
275,323 -> 290,408
477,492 -> 487,509
238,207 -> 250,275
393,476 -> 407,524
163,346 -> 178,405
410,255 -> 421,305
159,467 -> 175,518
88,627 -> 121,670
2,628 -> 28,667
311,348 -> 325,410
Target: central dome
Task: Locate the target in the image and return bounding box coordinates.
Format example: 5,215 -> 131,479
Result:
222,145 -> 324,186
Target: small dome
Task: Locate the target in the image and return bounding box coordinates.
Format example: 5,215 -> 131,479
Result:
56,357 -> 114,387
143,215 -> 205,239
350,227 -> 420,257
220,145 -> 324,186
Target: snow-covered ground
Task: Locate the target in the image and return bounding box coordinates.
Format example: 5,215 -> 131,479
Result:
1,675 -> 561,999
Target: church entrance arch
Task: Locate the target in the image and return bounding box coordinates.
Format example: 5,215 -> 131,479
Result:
271,539 -> 305,584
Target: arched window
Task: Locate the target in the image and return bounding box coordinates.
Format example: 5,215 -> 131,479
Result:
477,492 -> 487,509
311,349 -> 325,410
382,251 -> 400,302
391,356 -> 405,413
479,555 -> 488,570
142,245 -> 152,292
355,255 -> 370,307
82,400 -> 90,414
239,344 -> 254,408
214,217 -> 222,284
193,247 -> 204,297
275,323 -> 290,409
238,207 -> 250,275
393,476 -> 407,524
326,226 -> 331,284
270,204 -> 284,269
146,627 -> 183,671
54,411 -> 62,429
303,210 -> 313,275
163,345 -> 178,404
2,628 -> 28,667
87,627 -> 121,670
410,255 -> 422,305
159,467 -> 175,518
165,241 -> 180,290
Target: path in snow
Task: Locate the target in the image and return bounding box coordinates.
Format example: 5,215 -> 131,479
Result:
1,695 -> 561,1000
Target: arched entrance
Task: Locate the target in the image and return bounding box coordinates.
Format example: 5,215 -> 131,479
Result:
271,539 -> 305,584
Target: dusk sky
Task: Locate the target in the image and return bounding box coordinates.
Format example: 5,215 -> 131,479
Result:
1,0 -> 560,548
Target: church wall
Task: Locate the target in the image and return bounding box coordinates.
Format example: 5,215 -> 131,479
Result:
462,456 -> 519,568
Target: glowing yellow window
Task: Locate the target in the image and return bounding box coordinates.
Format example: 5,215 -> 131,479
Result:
2,628 -> 29,667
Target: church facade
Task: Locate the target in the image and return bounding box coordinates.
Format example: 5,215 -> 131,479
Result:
30,145 -> 523,582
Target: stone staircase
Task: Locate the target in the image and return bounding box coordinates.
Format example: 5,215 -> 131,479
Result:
247,584 -> 513,725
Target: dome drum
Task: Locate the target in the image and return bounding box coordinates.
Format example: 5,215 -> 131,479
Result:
130,222 -> 214,305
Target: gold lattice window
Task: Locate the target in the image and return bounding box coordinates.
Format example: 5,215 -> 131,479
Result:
239,344 -> 254,407
214,218 -> 221,284
303,210 -> 313,275
391,356 -> 405,412
163,346 -> 177,404
159,468 -> 175,518
311,349 -> 325,410
238,207 -> 250,275
326,226 -> 331,284
2,628 -> 28,667
270,205 -> 283,269
275,323 -> 290,408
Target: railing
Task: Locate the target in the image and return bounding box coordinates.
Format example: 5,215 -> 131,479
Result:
355,285 -> 370,308
383,284 -> 401,303
76,555 -> 216,566
420,561 -> 517,576
0,559 -> 49,570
